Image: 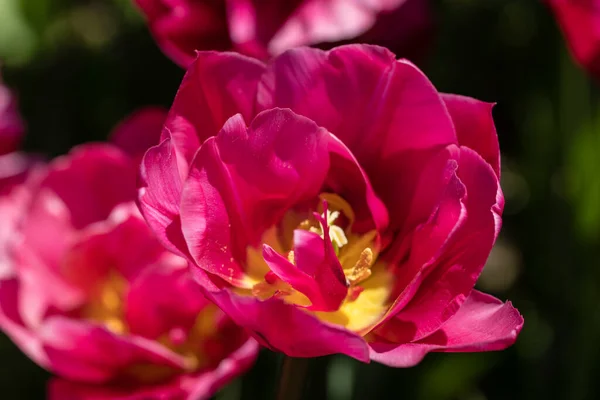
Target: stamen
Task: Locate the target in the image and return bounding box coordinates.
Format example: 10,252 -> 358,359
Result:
346,248 -> 373,285
287,250 -> 295,265
301,203 -> 349,251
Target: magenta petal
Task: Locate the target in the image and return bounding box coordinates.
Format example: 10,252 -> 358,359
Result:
548,0 -> 600,79
442,94 -> 500,177
180,136 -> 248,286
181,109 -> 330,283
125,259 -> 208,339
325,134 -> 389,234
109,107 -> 168,161
40,144 -> 137,229
139,138 -> 189,258
135,0 -> 230,68
48,338 -> 258,400
0,278 -> 48,368
266,0 -> 383,55
184,337 -> 259,400
0,79 -> 25,155
62,207 -> 164,294
381,146 -> 503,342
164,51 -> 265,166
263,229 -> 347,311
40,317 -> 188,383
203,286 -> 370,361
258,45 -> 456,172
48,379 -> 184,400
369,290 -> 523,367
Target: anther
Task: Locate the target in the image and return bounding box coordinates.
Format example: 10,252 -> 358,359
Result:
347,248 -> 373,285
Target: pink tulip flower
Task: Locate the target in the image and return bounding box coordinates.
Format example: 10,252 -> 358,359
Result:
138,44 -> 524,366
548,0 -> 600,78
0,123 -> 257,398
134,0 -> 431,67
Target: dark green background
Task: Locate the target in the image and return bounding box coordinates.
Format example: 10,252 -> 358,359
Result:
1,0 -> 599,399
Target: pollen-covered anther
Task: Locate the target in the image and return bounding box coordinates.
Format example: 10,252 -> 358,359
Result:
346,247 -> 374,286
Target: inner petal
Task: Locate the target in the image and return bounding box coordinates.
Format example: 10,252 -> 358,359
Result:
244,194 -> 394,332
78,270 -> 220,382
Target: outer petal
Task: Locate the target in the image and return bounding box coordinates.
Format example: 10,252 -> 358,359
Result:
39,145 -> 137,229
369,290 -> 523,367
226,0 -> 302,59
125,256 -> 208,339
62,206 -> 165,295
138,138 -> 189,257
378,147 -> 503,343
325,134 -> 389,235
134,0 -> 231,68
0,278 -> 48,367
548,0 -> 600,78
346,0 -> 432,63
442,94 -> 500,177
47,338 -> 259,400
163,51 -> 265,170
0,152 -> 39,194
40,317 -> 189,383
202,284 -> 370,362
257,44 -> 456,172
0,79 -> 25,155
181,109 -> 329,285
109,107 -> 168,161
376,151 -> 467,331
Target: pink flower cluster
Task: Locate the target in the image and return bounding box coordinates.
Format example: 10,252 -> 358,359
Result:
0,3 -> 525,399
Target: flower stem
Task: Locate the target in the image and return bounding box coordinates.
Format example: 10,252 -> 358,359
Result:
276,356 -> 310,400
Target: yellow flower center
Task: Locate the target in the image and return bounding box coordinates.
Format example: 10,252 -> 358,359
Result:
80,271 -> 218,382
244,193 -> 393,334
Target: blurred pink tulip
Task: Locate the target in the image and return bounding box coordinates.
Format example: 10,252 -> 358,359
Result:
0,112 -> 257,399
0,76 -> 38,195
138,44 -> 523,366
0,77 -> 24,156
134,0 -> 432,67
548,0 -> 600,78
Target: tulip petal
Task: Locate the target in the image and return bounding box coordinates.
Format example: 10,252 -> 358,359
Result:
62,207 -> 164,295
325,134 -> 389,235
47,337 -> 258,400
109,107 -> 168,161
257,45 -> 456,171
0,80 -> 25,155
125,258 -> 208,339
548,0 -> 600,78
0,278 -> 48,368
442,94 -> 500,177
135,0 -> 231,68
369,290 -> 523,367
40,145 -> 137,229
181,109 -> 330,285
139,138 -> 189,258
201,284 -> 370,361
263,228 -> 347,311
379,147 -> 503,342
40,317 -> 188,383
163,51 -> 265,167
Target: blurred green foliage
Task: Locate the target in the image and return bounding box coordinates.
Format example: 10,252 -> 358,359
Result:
1,0 -> 600,399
